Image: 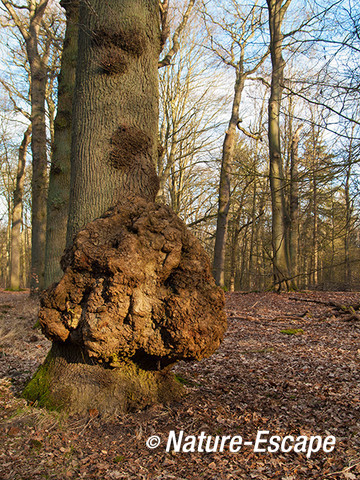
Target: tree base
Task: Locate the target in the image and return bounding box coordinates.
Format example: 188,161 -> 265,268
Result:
23,342 -> 183,415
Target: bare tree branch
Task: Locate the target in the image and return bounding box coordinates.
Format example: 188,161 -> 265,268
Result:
159,0 -> 196,68
0,78 -> 31,120
236,122 -> 263,141
159,0 -> 170,53
1,0 -> 29,40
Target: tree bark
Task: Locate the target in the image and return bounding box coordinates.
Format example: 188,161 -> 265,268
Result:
10,125 -> 32,290
312,172 -> 318,286
213,72 -> 245,286
267,0 -> 293,291
25,0 -> 166,415
289,125 -> 302,286
248,176 -> 258,290
26,2 -> 50,294
344,136 -> 353,289
29,63 -> 48,294
24,0 -> 227,417
66,0 -> 159,242
45,0 -> 79,287
229,209 -> 242,292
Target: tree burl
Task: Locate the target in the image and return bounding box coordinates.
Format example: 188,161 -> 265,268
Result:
29,198 -> 226,414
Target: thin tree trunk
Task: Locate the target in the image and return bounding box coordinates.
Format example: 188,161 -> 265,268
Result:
23,208 -> 31,286
255,191 -> 266,290
312,174 -> 318,286
267,0 -> 292,291
248,179 -> 258,290
45,0 -> 79,287
330,197 -> 335,285
21,223 -> 27,287
46,82 -> 56,148
213,72 -> 245,286
344,137 -> 353,289
10,125 -> 32,290
229,211 -> 242,292
289,125 -> 302,287
6,194 -> 11,287
239,229 -> 249,289
166,140 -> 179,212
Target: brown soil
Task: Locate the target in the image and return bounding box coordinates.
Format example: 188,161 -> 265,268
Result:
0,289 -> 359,479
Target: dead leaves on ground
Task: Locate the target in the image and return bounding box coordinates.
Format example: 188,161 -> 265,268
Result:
0,290 -> 359,479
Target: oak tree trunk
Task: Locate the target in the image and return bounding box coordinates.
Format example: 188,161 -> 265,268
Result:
66,0 -> 159,242
25,0 -> 192,415
44,0 -> 79,287
25,0 -> 226,417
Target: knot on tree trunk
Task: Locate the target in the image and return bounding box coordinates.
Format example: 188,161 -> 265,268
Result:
39,197 -> 227,369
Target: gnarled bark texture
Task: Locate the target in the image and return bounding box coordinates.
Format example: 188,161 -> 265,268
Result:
26,198 -> 226,414
25,0 -> 226,415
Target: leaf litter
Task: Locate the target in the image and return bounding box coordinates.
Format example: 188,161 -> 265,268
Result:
0,289 -> 359,479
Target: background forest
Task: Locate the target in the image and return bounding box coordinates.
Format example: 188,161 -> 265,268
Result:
0,0 -> 359,292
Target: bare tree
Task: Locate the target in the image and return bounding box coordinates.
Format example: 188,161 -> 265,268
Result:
203,0 -> 269,286
1,0 -> 51,293
158,0 -> 196,68
157,10 -> 225,218
266,0 -> 294,291
9,125 -> 31,290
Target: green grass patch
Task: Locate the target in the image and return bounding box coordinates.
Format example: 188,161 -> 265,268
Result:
113,455 -> 125,463
175,374 -> 200,387
4,288 -> 26,292
29,438 -> 43,451
280,328 -> 304,335
32,319 -> 41,329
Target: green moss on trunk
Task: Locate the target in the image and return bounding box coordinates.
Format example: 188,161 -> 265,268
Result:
23,343 -> 183,415
23,352 -> 55,409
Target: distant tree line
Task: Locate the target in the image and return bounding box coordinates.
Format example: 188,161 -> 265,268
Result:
0,0 -> 359,292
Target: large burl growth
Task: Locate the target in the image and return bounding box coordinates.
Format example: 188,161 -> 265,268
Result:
26,198 -> 226,414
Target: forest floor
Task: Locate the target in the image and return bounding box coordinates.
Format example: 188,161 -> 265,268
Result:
0,289 -> 359,480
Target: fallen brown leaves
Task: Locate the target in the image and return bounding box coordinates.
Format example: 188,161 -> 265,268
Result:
0,290 -> 359,479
